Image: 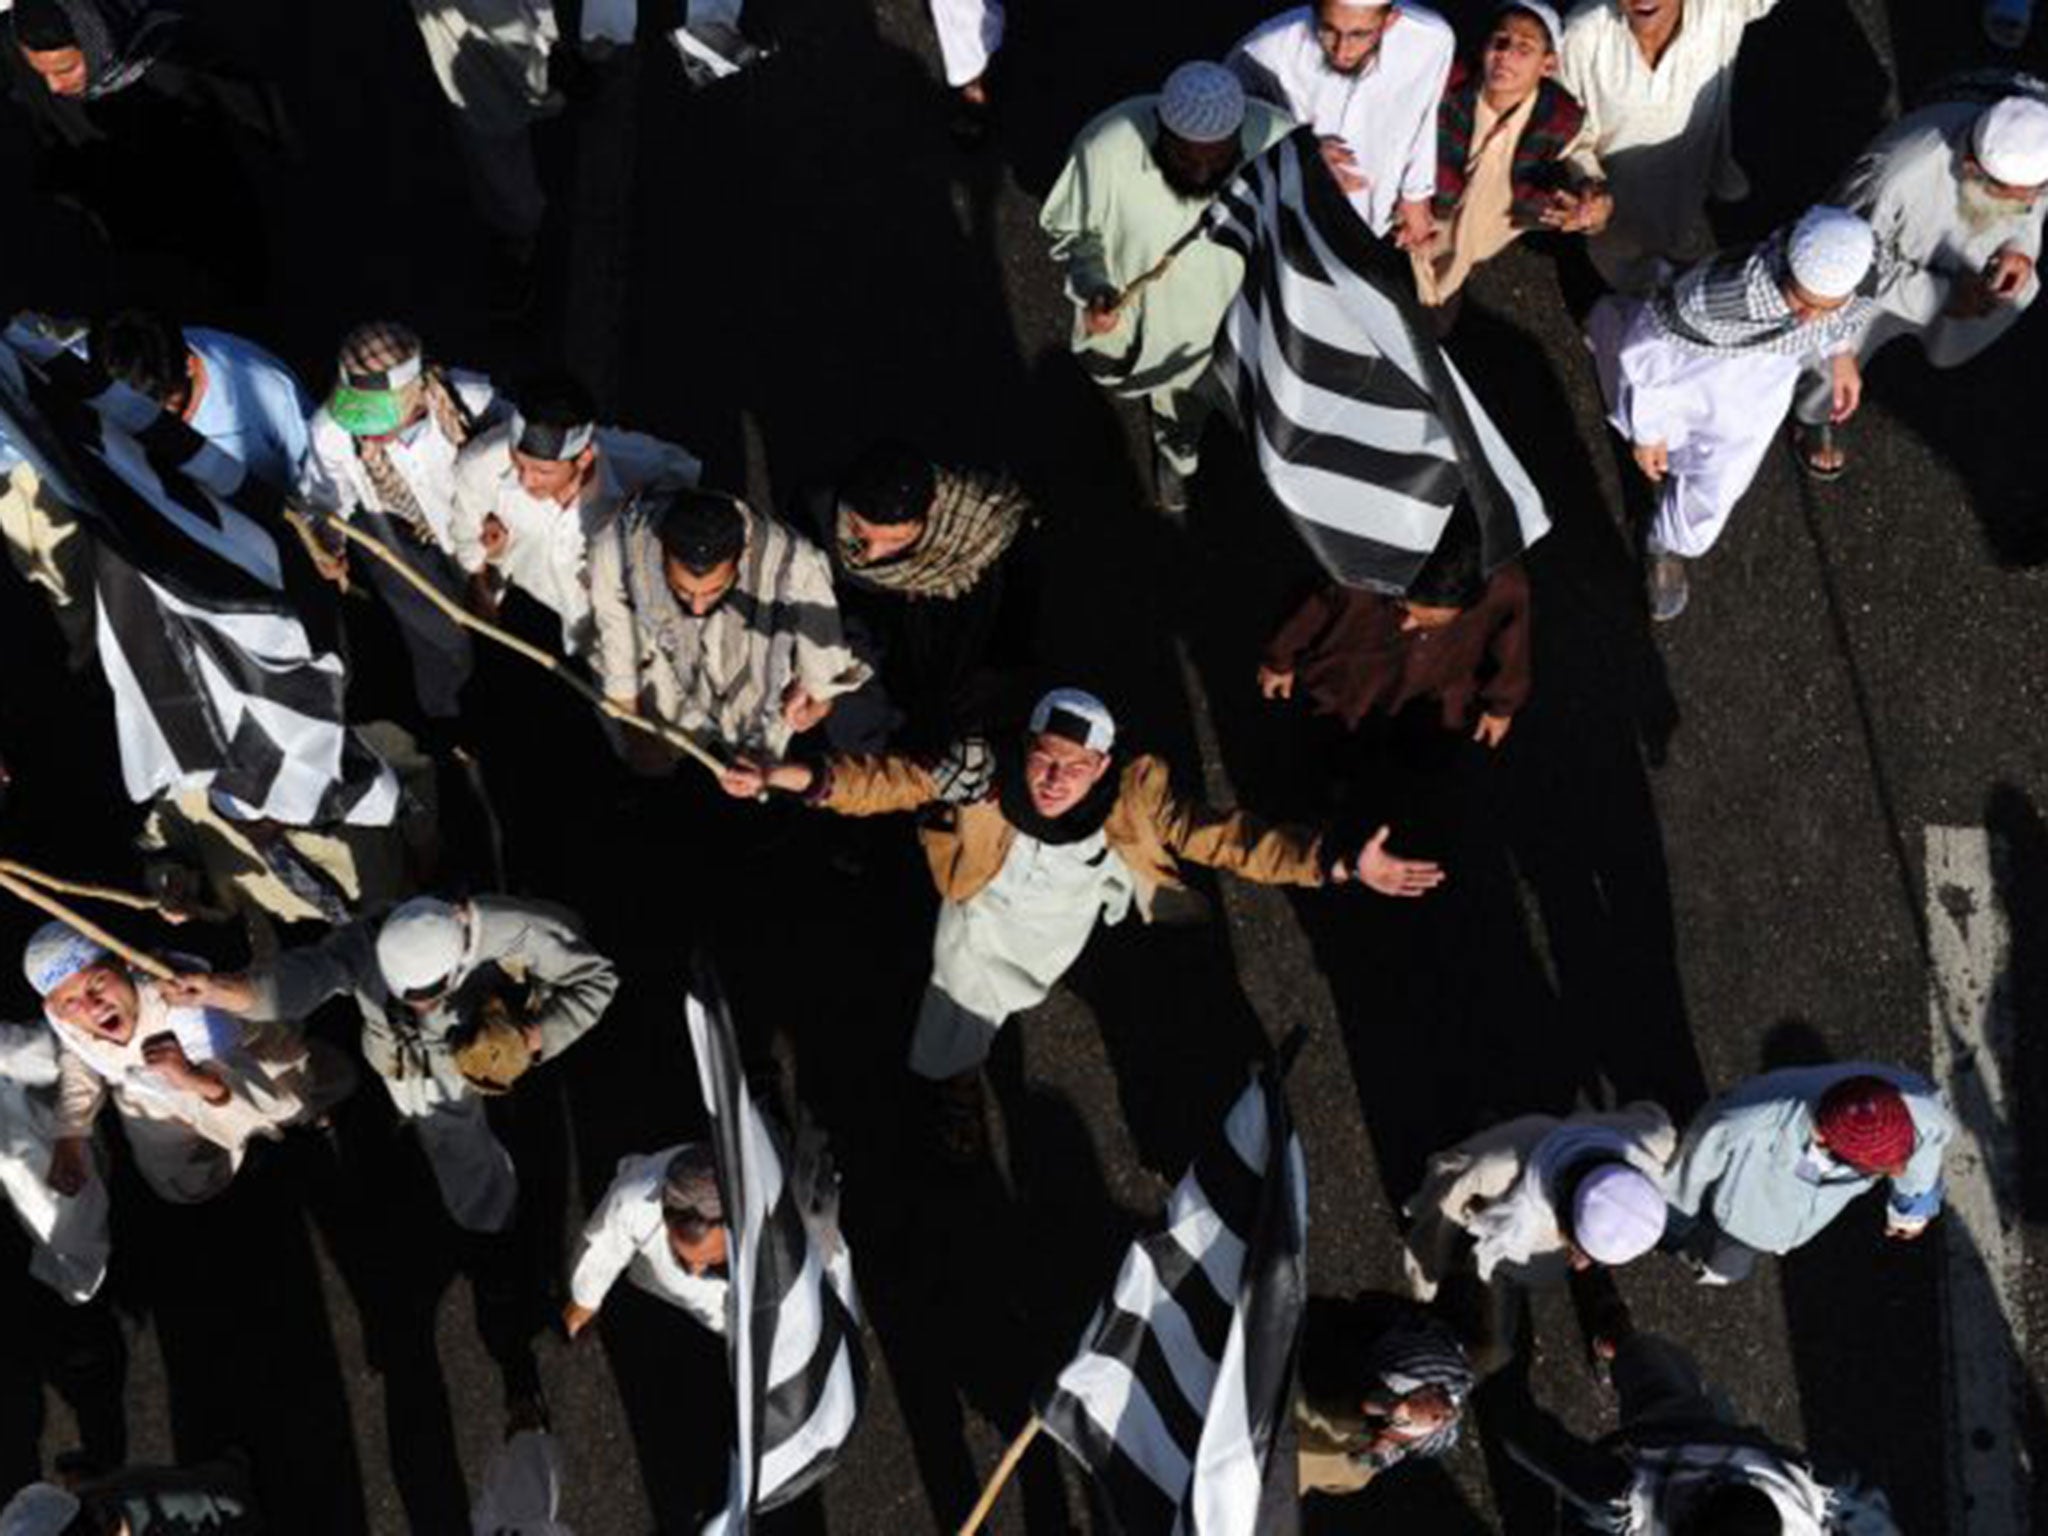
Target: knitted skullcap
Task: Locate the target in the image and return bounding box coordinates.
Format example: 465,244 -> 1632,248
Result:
662,1143 -> 724,1223
22,919 -> 109,998
1974,95 -> 2048,188
1158,62 -> 1246,145
1814,1075 -> 1915,1172
1499,0 -> 1563,49
1786,206 -> 1875,300
1030,687 -> 1116,753
375,897 -> 468,995
1568,1162 -> 1666,1266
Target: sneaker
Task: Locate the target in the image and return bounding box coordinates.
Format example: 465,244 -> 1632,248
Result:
1646,550 -> 1689,622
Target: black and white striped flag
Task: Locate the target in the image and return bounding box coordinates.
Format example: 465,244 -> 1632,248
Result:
686,978 -> 866,1532
0,327 -> 396,827
1204,128 -> 1550,595
1037,1067 -> 1307,1535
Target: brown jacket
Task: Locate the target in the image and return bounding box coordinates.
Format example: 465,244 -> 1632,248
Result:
819,750 -> 1327,913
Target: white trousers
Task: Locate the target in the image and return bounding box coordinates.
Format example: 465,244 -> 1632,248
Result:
930,0 -> 1004,86
384,1073 -> 519,1234
0,1150 -> 110,1304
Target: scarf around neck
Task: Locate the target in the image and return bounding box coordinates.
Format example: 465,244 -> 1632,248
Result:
996,738 -> 1120,845
836,465 -> 1027,601
1649,235 -> 1875,359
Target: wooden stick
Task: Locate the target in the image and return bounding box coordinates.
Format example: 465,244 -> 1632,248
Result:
0,867 -> 174,980
0,859 -> 161,914
957,1416 -> 1043,1536
294,510 -> 729,777
1105,222 -> 1209,315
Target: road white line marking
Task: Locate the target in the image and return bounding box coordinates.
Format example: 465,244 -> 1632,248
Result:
1925,826 -> 2028,1536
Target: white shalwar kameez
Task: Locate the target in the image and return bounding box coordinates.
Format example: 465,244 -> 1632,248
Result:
0,1024 -> 110,1304
930,0 -> 1004,87
1587,298 -> 1809,558
1794,101 -> 2046,423
1559,0 -> 1780,293
911,830 -> 1137,1079
569,1148 -> 731,1333
1231,4 -> 1456,237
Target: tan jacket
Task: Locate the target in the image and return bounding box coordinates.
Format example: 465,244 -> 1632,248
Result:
820,750 -> 1326,912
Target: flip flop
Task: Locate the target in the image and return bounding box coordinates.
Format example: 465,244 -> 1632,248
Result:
1795,422 -> 1847,482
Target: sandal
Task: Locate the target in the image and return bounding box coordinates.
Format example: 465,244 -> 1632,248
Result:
1795,422 -> 1847,482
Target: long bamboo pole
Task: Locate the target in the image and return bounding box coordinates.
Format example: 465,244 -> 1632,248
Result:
0,866 -> 174,980
0,859 -> 161,913
292,510 -> 729,777
956,1416 -> 1043,1536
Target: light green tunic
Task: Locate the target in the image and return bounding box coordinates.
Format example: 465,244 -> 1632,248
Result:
1039,97 -> 1292,399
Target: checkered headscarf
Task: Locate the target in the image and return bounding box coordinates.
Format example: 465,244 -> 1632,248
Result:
335,320 -> 483,543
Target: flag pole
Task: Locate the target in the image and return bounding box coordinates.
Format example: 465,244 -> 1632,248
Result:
956,1415 -> 1043,1536
291,511 -> 731,779
0,859 -> 162,914
0,866 -> 174,980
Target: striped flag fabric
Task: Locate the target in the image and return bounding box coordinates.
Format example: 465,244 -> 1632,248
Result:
0,325 -> 396,828
686,977 -> 866,1531
1037,1067 -> 1308,1535
1204,127 -> 1551,595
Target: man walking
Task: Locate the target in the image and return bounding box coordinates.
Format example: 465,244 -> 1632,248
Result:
562,1142 -> 733,1338
1792,86 -> 2048,477
1040,62 -> 1291,511
1588,206 -> 1876,620
1232,0 -> 1456,246
1662,1064 -> 1954,1285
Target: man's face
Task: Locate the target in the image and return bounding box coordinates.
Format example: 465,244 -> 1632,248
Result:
1960,157 -> 2044,230
1482,13 -> 1556,98
1023,732 -> 1111,820
1315,0 -> 1396,74
1154,127 -> 1241,199
668,1218 -> 730,1277
46,962 -> 140,1044
1782,278 -> 1851,326
1621,0 -> 1680,33
665,554 -> 740,616
511,446 -> 595,505
841,508 -> 926,564
21,44 -> 89,98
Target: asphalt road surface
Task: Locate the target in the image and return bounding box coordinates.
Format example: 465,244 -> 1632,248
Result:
2,0 -> 2046,1531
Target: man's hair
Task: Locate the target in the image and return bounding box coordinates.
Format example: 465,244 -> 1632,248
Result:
508,369 -> 597,435
1406,499 -> 1485,609
655,489 -> 747,574
12,0 -> 78,51
1676,1482 -> 1783,1536
661,1142 -> 725,1231
89,308 -> 190,406
838,439 -> 936,527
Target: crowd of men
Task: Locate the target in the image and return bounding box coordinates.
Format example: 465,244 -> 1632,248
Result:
0,0 -> 2037,1530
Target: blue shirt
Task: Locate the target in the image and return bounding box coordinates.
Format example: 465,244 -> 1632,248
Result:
184,328 -> 313,492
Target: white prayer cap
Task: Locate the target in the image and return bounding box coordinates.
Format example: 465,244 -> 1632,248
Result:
1786,206 -> 1875,300
1498,0 -> 1563,50
1157,62 -> 1246,145
1569,1163 -> 1666,1266
1029,688 -> 1116,754
1974,96 -> 2048,188
376,897 -> 468,997
22,919 -> 110,998
0,1484 -> 82,1536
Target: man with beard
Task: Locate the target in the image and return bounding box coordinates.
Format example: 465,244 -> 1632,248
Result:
1039,61 -> 1291,513
1559,0 -> 1782,294
719,687 -> 1442,1154
1792,87 -> 2048,477
1588,206 -> 1877,620
590,487 -> 869,765
1231,0 -> 1456,248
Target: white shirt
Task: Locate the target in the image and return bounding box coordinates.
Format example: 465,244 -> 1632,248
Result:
1232,4 -> 1456,235
450,424 -> 701,662
1559,0 -> 1779,290
568,1147 -> 730,1334
298,370 -> 500,554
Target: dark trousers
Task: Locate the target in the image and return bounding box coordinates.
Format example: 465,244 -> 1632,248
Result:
0,1277 -> 128,1494
358,512 -> 476,724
